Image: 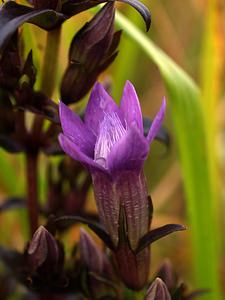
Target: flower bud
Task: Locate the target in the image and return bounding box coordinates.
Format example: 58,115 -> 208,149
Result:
145,278 -> 171,300
156,260 -> 174,290
80,228 -> 104,274
27,225 -> 63,275
79,228 -> 116,299
61,2 -> 121,104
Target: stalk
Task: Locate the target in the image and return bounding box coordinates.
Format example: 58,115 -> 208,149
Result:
40,27 -> 62,98
26,28 -> 62,234
32,27 -> 62,133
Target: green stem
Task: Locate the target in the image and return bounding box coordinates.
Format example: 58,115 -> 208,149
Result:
32,27 -> 62,135
124,288 -> 143,300
40,27 -> 62,98
26,27 -> 62,237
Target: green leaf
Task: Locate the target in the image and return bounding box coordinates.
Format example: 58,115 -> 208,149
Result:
114,11 -> 221,300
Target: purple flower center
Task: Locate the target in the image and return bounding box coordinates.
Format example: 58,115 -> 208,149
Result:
94,112 -> 127,168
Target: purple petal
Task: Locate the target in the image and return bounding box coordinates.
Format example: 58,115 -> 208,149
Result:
107,125 -> 149,173
59,101 -> 95,156
58,134 -> 105,172
120,80 -> 143,133
147,98 -> 166,144
84,82 -> 121,135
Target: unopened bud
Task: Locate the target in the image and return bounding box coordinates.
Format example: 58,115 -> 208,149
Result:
80,228 -> 104,274
145,278 -> 171,300
157,260 -> 174,290
27,225 -> 61,274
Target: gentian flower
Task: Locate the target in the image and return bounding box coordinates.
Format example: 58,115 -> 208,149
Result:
58,81 -> 166,289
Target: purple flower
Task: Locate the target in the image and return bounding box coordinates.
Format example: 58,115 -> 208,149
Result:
59,81 -> 165,175
59,81 -> 166,289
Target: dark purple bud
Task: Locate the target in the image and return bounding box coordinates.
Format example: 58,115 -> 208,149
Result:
80,228 -> 104,274
156,260 -> 174,290
145,278 -> 171,300
79,229 -> 116,299
156,260 -> 208,300
80,228 -> 114,277
61,2 -> 121,104
27,226 -> 63,274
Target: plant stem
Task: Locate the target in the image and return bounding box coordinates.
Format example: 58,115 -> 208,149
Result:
32,27 -> 62,133
26,152 -> 39,236
40,27 -> 62,98
26,26 -> 61,237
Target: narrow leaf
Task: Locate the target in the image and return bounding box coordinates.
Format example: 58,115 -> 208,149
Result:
136,224 -> 186,253
0,197 -> 25,212
62,0 -> 150,30
54,215 -> 114,249
118,0 -> 151,31
0,1 -> 66,53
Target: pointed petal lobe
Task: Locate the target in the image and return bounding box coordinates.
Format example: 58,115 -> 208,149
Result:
120,80 -> 143,133
59,101 -> 95,156
84,82 -> 121,135
147,98 -> 166,144
58,134 -> 105,172
107,125 -> 149,173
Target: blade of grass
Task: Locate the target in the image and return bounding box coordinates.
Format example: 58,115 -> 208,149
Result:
200,1 -> 225,287
114,10 -> 221,300
200,0 -> 224,228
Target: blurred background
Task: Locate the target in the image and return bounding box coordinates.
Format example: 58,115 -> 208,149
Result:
0,0 -> 225,299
